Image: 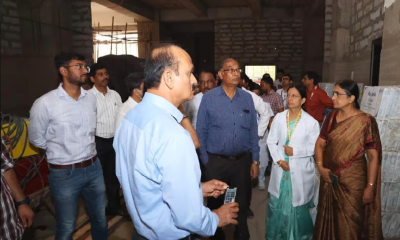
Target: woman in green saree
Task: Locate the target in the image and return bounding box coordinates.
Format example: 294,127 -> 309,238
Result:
313,80 -> 383,240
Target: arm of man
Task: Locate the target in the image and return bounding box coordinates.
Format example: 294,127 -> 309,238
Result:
158,132 -> 218,236
196,99 -> 209,164
319,90 -> 334,109
28,98 -> 49,149
248,98 -> 260,178
254,96 -> 272,137
1,142 -> 34,228
178,104 -> 200,149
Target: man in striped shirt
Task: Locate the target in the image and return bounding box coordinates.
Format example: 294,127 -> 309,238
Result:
1,138 -> 34,240
88,63 -> 126,216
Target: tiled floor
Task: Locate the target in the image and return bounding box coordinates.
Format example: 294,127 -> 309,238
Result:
31,178 -> 270,240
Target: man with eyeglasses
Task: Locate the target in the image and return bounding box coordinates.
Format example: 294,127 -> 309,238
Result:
276,73 -> 294,110
28,52 -> 108,239
301,71 -> 333,123
183,69 -> 217,129
197,58 -> 260,240
88,63 -> 127,217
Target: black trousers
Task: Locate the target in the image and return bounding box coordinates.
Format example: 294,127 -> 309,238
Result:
95,136 -> 121,211
206,152 -> 252,240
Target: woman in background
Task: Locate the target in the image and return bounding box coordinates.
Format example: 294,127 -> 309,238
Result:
266,85 -> 320,240
313,79 -> 382,240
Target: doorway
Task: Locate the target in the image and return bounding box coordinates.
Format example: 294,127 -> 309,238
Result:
370,37 -> 382,86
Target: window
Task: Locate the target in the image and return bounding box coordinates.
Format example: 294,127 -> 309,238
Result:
244,65 -> 276,84
93,33 -> 139,62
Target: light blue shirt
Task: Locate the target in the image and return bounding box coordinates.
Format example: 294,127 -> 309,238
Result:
28,84 -> 97,165
114,93 -> 219,239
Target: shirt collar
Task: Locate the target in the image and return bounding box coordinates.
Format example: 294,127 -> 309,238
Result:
57,83 -> 87,99
128,96 -> 139,105
142,93 -> 183,123
91,85 -> 110,95
267,89 -> 276,95
216,85 -> 241,97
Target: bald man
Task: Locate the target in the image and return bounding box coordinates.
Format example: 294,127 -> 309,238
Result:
113,44 -> 239,240
197,58 -> 260,240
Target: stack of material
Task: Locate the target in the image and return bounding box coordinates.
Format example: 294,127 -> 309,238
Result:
361,86 -> 400,239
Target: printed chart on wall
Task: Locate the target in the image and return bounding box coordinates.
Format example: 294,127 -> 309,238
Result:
245,65 -> 276,85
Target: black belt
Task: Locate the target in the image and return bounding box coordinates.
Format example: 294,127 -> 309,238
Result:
49,156 -> 97,169
208,151 -> 249,161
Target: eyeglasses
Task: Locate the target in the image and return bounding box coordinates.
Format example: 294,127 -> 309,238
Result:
287,94 -> 301,99
64,64 -> 90,72
332,91 -> 349,97
223,68 -> 242,74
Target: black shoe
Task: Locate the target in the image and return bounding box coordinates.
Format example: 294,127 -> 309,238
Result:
106,208 -> 130,218
247,209 -> 254,219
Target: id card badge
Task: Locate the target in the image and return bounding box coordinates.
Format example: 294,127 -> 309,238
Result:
224,187 -> 237,204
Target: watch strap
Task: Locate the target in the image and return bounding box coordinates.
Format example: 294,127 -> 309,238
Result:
15,197 -> 30,207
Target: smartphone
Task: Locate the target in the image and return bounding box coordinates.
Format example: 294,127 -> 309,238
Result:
224,187 -> 237,204
329,172 -> 339,184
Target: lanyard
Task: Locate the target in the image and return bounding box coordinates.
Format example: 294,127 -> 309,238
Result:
286,110 -> 302,143
310,86 -> 317,100
280,90 -> 287,103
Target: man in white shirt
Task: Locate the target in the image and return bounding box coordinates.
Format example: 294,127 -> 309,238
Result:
274,68 -> 284,90
88,63 -> 126,216
183,69 -> 217,129
276,73 -> 293,110
29,53 -> 107,239
115,73 -> 144,132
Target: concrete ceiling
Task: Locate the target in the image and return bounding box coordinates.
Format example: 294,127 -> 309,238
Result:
92,0 -> 322,22
139,0 -> 316,9
91,2 -> 136,25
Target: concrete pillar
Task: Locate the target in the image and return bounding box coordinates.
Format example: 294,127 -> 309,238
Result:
137,10 -> 160,59
379,0 -> 400,86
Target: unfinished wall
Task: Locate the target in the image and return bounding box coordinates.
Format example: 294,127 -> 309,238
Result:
1,0 -> 94,116
1,0 -> 22,55
379,0 -> 400,86
215,19 -> 304,81
324,0 -> 386,84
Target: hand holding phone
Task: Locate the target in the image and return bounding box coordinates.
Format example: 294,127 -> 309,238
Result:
224,187 -> 237,204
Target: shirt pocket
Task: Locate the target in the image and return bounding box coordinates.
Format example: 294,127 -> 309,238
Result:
239,110 -> 251,129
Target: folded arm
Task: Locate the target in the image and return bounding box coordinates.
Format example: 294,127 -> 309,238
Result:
28,99 -> 49,150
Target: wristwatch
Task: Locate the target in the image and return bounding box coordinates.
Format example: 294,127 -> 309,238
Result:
182,114 -> 188,119
252,160 -> 260,165
15,197 -> 30,207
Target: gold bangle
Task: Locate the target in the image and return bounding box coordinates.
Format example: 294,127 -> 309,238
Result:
316,161 -> 322,166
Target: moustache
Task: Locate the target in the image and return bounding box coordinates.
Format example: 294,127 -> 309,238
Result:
102,78 -> 109,82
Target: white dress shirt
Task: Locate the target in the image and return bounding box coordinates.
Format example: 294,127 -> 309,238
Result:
276,89 -> 288,110
28,84 -> 97,165
183,92 -> 203,129
89,86 -> 122,138
274,79 -> 282,89
243,88 -> 273,137
115,97 -> 139,132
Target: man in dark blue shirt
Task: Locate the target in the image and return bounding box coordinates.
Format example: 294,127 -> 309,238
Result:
197,58 -> 260,240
